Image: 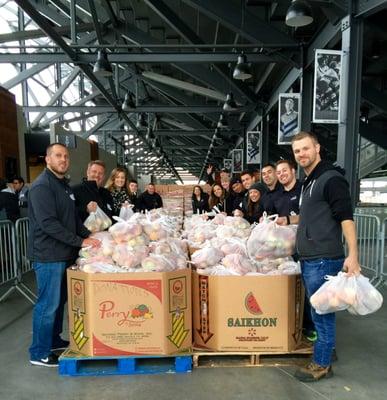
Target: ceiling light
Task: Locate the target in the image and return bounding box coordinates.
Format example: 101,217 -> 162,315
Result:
223,92 -> 238,112
136,113 -> 147,129
146,127 -> 155,141
122,92 -> 136,111
233,54 -> 252,81
217,114 -> 228,129
93,49 -> 113,77
285,0 -> 313,27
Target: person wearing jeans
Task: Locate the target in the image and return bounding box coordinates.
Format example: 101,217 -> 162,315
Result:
290,132 -> 361,382
28,143 -> 100,367
301,258 -> 343,366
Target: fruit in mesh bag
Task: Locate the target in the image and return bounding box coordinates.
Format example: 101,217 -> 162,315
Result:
191,247 -> 224,268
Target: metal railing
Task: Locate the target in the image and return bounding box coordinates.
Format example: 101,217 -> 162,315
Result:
0,218 -> 36,304
354,214 -> 381,284
353,213 -> 386,287
380,217 -> 387,285
14,218 -> 37,302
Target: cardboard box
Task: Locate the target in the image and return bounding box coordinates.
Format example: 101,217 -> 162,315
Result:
67,268 -> 192,356
193,272 -> 303,352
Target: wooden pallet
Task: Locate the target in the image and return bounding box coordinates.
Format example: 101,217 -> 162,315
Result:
192,345 -> 313,368
59,349 -> 192,376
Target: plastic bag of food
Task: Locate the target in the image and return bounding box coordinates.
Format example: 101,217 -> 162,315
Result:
119,202 -> 134,221
141,254 -> 176,272
347,274 -> 383,315
191,247 -> 224,268
310,272 -> 355,314
197,264 -> 240,276
142,221 -> 168,241
80,262 -> 124,273
84,206 -> 112,233
221,238 -> 247,256
221,254 -> 255,275
247,214 -> 295,260
109,219 -> 143,243
112,244 -> 149,268
224,216 -> 250,231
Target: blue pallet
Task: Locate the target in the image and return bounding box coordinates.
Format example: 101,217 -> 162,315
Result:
59,350 -> 192,376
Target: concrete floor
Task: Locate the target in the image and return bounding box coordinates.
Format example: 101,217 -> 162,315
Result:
0,273 -> 386,400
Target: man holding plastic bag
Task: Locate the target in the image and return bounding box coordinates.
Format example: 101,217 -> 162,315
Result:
28,143 -> 100,367
72,160 -> 114,223
291,132 -> 361,382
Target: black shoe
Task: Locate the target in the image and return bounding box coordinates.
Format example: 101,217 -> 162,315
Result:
30,353 -> 59,367
51,339 -> 69,351
294,362 -> 333,382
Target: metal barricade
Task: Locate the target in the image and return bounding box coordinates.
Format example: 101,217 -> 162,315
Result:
353,213 -> 382,286
0,220 -> 19,302
380,217 -> 387,286
15,217 -> 37,302
0,218 -> 36,304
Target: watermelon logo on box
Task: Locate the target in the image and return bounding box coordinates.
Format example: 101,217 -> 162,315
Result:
245,292 -> 262,315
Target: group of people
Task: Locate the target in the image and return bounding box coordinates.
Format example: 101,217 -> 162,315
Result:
194,158 -> 300,226
26,132 -> 361,385
0,163 -> 164,225
195,131 -> 361,382
71,161 -> 163,224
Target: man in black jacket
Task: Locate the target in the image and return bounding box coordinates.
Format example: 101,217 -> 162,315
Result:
291,132 -> 361,382
28,143 -> 100,367
138,183 -> 163,211
72,160 -> 114,222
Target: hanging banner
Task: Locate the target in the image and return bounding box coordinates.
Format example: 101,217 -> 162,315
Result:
232,149 -> 243,173
278,93 -> 301,145
246,131 -> 262,164
313,49 -> 342,124
223,158 -> 232,171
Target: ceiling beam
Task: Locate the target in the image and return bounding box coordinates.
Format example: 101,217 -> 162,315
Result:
31,66 -> 81,128
2,63 -> 51,90
23,105 -> 255,113
13,0 -> 182,183
0,52 -> 280,63
0,23 -> 95,43
181,0 -> 297,45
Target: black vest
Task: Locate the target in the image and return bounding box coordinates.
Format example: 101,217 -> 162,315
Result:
296,170 -> 345,260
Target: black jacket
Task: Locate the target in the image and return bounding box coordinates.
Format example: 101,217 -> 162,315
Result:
261,181 -> 282,213
244,201 -> 264,224
128,192 -> 140,212
27,169 -> 90,262
296,161 -> 353,260
265,180 -> 302,217
72,179 -> 114,222
192,193 -> 210,214
138,191 -> 163,211
0,191 -> 20,222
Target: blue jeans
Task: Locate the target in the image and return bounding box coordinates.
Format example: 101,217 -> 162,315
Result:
29,261 -> 69,360
301,258 -> 344,367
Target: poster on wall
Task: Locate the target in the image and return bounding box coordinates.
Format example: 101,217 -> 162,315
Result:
246,131 -> 262,164
223,158 -> 232,171
278,93 -> 301,145
232,149 -> 243,173
313,49 -> 342,124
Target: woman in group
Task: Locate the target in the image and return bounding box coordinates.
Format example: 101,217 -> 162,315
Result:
208,183 -> 227,214
244,182 -> 267,224
191,185 -> 210,214
105,167 -> 132,216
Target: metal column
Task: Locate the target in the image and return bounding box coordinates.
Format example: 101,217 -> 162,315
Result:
261,114 -> 270,166
337,14 -> 363,205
